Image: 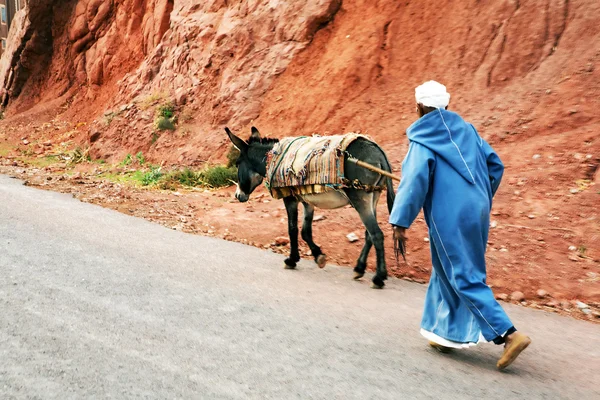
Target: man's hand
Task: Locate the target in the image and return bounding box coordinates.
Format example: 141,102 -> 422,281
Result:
392,225 -> 408,262
392,226 -> 408,242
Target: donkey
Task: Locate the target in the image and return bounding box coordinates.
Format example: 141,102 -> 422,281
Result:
225,126 -> 396,288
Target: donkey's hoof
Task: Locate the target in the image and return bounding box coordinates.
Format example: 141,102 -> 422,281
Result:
371,276 -> 386,289
284,258 -> 297,269
316,254 -> 327,269
353,271 -> 365,280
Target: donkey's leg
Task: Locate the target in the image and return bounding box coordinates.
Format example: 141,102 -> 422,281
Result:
346,189 -> 388,289
283,196 -> 301,269
355,191 -> 380,279
300,202 -> 326,268
353,231 -> 372,280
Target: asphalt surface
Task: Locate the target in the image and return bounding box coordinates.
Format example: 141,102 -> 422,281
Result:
0,174 -> 598,399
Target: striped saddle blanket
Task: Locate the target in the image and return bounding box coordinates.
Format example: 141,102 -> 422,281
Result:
265,133 -> 368,199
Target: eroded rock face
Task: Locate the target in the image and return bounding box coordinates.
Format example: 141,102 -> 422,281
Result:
115,0 -> 342,127
0,0 -> 598,167
0,0 -> 174,109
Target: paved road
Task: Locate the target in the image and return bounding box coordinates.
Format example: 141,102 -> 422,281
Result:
0,174 -> 598,399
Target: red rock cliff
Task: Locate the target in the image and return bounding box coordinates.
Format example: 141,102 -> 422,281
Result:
0,0 -> 598,164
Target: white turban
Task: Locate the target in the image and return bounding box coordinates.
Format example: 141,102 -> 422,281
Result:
415,80 -> 450,109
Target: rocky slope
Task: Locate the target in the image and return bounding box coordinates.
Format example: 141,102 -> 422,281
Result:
0,0 -> 596,164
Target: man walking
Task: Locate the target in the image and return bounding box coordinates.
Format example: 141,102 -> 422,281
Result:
389,81 -> 531,370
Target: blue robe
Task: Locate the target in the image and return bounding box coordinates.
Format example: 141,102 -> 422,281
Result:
389,109 -> 513,344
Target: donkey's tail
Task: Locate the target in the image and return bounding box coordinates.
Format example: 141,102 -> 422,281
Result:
380,149 -> 396,214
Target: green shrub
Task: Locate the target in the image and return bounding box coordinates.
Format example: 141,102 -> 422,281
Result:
121,154 -> 133,166
226,145 -> 240,168
141,166 -> 163,186
175,168 -> 203,187
199,165 -> 237,188
155,116 -> 176,131
158,102 -> 175,119
136,152 -> 146,165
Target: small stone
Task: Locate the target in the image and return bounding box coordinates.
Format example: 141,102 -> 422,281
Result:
510,291 -> 525,302
499,247 -> 508,252
314,215 -> 326,222
346,232 -> 359,243
528,214 -> 535,219
175,89 -> 188,105
424,237 -> 430,242
496,293 -> 509,301
568,254 -> 580,262
274,237 -> 290,246
536,289 -> 548,298
568,245 -> 577,251
22,140 -> 29,145
560,300 -> 571,310
582,308 -> 592,315
569,188 -> 579,194
43,141 -> 52,147
532,154 -> 541,160
575,301 -> 589,310
490,221 -> 498,228
545,300 -> 559,308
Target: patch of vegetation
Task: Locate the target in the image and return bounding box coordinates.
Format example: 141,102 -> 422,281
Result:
226,145 -> 240,168
0,110 -> 4,120
20,155 -> 60,168
155,101 -> 177,131
198,165 -> 238,188
121,154 -> 133,166
141,166 -> 164,186
101,170 -> 146,186
578,245 -> 587,257
157,102 -> 175,119
100,162 -> 236,191
136,152 -> 146,165
165,168 -> 202,187
155,116 -> 176,131
67,147 -> 91,165
151,132 -> 159,144
151,165 -> 237,189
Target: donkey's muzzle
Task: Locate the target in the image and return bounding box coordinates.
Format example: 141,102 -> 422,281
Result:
235,187 -> 249,202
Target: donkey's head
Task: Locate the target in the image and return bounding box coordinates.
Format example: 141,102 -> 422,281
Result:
225,126 -> 276,202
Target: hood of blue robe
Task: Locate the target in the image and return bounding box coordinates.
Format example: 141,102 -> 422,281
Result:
406,109 -> 478,185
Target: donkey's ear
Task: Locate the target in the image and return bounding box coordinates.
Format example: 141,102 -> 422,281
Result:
225,127 -> 248,152
250,126 -> 261,140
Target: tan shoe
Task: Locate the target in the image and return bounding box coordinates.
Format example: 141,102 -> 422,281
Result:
497,332 -> 531,370
429,341 -> 452,353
